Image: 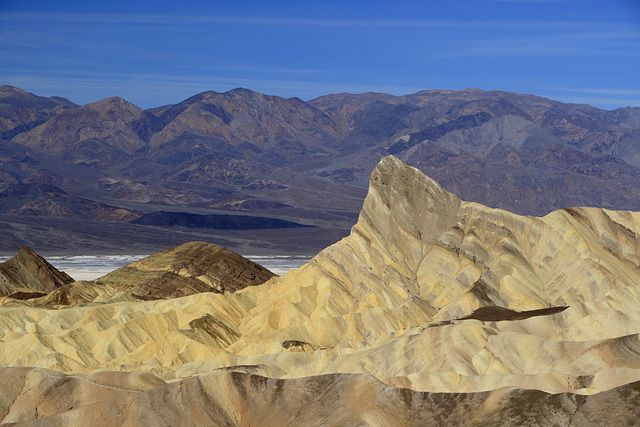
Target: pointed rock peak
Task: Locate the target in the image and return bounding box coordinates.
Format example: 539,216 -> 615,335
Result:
84,96 -> 142,114
17,245 -> 39,257
354,156 -> 462,264
0,246 -> 74,296
226,87 -> 258,97
368,156 -> 459,212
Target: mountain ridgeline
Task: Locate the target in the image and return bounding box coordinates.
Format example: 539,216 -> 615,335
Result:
1,84 -> 640,252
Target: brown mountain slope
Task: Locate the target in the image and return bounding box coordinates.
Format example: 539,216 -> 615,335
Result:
3,86 -> 640,236
142,88 -> 351,195
2,367 -> 640,426
97,241 -> 275,299
0,85 -> 77,139
0,245 -> 73,296
0,183 -> 139,222
309,89 -> 640,215
12,96 -> 162,157
151,88 -> 346,162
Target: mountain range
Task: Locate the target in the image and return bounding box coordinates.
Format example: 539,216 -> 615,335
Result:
1,84 -> 640,254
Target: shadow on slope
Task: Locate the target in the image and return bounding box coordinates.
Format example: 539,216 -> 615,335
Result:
131,210 -> 312,230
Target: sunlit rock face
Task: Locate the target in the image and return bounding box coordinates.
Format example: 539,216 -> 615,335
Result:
293,156 -> 640,322
3,156 -> 640,424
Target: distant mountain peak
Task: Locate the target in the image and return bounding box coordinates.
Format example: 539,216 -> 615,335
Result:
84,96 -> 142,112
0,85 -> 77,107
0,85 -> 31,97
10,93 -> 158,155
225,87 -> 255,95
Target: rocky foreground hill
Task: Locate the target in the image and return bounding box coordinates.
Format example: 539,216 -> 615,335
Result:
2,157 -> 640,424
2,84 -> 640,254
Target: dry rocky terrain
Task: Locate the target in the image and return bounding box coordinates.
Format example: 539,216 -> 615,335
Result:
1,157 -> 640,424
2,85 -> 640,255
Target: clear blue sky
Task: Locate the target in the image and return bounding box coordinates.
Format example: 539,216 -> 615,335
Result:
1,0 -> 639,109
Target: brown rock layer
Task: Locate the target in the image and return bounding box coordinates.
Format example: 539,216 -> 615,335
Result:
98,241 -> 275,299
1,367 -> 639,426
0,246 -> 73,296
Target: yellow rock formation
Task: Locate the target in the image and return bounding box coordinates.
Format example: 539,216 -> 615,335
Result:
2,156 -> 640,416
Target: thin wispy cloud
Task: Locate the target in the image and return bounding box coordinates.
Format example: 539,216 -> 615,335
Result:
0,11 -> 628,30
549,88 -> 640,96
441,30 -> 640,58
538,86 -> 640,109
1,1 -> 638,109
0,11 -> 478,27
544,95 -> 640,108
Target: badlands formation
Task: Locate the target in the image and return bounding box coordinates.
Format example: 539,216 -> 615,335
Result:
2,156 -> 640,424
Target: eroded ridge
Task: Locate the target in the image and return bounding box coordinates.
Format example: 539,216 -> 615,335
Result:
3,157 -> 640,424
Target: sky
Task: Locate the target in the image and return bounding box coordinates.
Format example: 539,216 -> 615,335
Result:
1,0 -> 639,110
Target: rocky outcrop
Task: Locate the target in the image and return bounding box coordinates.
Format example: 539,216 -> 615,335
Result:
98,241 -> 275,299
0,246 -> 73,296
3,157 -> 640,423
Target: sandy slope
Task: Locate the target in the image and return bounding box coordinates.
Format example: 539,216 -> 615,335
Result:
3,156 -> 640,424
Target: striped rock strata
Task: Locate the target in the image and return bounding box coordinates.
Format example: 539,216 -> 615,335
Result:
3,156 -> 640,424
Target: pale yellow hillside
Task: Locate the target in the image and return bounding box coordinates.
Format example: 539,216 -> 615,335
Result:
2,156 -> 640,396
